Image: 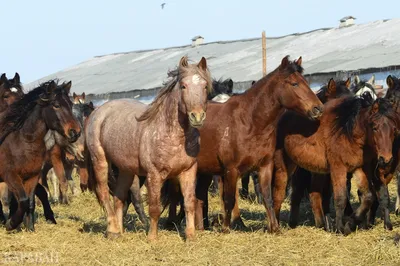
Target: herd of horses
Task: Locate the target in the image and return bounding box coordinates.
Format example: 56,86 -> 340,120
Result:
0,55 -> 400,241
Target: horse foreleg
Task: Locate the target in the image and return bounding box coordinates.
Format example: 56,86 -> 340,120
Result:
178,162 -> 198,240
231,186 -> 246,230
346,168 -> 373,234
289,168 -> 309,228
0,183 -> 10,223
130,175 -> 147,226
259,157 -> 279,233
221,168 -> 239,233
78,162 -> 89,192
252,172 -> 263,204
147,171 -> 163,241
240,172 -> 250,199
330,167 -> 347,234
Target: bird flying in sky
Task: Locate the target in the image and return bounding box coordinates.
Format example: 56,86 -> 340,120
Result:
161,3 -> 166,9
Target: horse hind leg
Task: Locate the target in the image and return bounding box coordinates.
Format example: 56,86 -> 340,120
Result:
147,171 -> 164,241
330,167 -> 348,234
309,174 -> 327,229
113,171 -> 134,234
4,174 -> 29,231
130,175 -> 147,226
35,183 -> 56,224
195,173 -> 213,230
0,183 -> 10,223
91,150 -> 119,238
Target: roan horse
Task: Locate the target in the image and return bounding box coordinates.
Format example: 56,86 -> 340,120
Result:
191,56 -> 323,233
273,91 -> 397,234
86,56 -> 212,240
0,80 -> 80,231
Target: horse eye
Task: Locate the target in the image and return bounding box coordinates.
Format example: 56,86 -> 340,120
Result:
373,127 -> 378,132
53,103 -> 61,109
292,82 -> 299,87
3,95 -> 9,99
205,85 -> 208,90
180,85 -> 186,90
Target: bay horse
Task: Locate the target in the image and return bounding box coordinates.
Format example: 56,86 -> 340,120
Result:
0,80 -> 80,231
273,92 -> 397,234
192,56 -> 323,233
0,73 -> 56,225
286,78 -> 352,229
85,56 -> 211,240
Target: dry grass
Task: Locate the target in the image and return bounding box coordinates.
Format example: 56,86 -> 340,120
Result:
1,178 -> 400,266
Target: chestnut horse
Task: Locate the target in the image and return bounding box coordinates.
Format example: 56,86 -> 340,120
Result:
86,56 -> 211,240
191,56 -> 323,233
0,80 -> 80,231
273,92 -> 397,234
73,92 -> 86,104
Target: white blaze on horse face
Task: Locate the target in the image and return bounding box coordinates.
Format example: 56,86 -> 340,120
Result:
192,74 -> 201,85
355,86 -> 377,100
79,98 -> 84,104
10,87 -> 18,93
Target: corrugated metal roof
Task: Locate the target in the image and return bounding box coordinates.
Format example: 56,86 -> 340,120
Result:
26,19 -> 400,95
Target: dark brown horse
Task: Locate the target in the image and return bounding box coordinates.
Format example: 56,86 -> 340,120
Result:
0,80 -> 80,231
86,56 -> 211,240
191,56 -> 323,233
273,91 -> 397,234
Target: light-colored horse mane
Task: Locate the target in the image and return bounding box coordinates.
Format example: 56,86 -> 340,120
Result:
136,58 -> 212,124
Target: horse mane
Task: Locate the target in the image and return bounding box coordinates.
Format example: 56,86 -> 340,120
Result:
0,80 -> 66,140
332,94 -> 372,140
332,94 -> 395,140
136,62 -> 212,123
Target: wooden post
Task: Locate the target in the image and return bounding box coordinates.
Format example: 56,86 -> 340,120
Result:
262,31 -> 267,77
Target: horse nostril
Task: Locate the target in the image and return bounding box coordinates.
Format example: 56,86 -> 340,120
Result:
69,129 -> 77,138
189,112 -> 196,121
313,106 -> 321,115
378,156 -> 385,165
200,111 -> 206,121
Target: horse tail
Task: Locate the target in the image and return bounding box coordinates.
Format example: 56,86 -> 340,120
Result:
160,178 -> 183,215
85,141 -> 96,193
160,179 -> 172,212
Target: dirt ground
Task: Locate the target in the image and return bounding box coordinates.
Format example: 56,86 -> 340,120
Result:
1,177 -> 400,266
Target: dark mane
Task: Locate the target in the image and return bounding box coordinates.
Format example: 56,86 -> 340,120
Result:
370,98 -> 397,124
332,94 -> 372,140
0,80 -> 66,140
210,78 -> 233,99
136,62 -> 212,124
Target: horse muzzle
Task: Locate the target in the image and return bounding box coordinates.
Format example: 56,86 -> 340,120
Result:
378,156 -> 393,168
308,105 -> 324,120
188,110 -> 206,128
68,129 -> 81,143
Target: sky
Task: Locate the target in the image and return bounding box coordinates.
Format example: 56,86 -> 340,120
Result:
1,0 -> 399,83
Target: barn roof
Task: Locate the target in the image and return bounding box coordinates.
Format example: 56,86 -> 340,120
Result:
27,18 -> 400,95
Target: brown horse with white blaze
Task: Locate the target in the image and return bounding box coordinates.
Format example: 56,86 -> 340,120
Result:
192,56 -> 323,233
85,56 -> 211,240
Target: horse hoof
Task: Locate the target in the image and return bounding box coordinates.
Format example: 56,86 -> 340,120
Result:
385,222 -> 393,231
231,218 -> 247,231
46,217 -> 57,224
221,226 -> 230,234
343,222 -> 355,236
5,219 -> 16,231
288,221 -> 297,229
106,231 -> 121,239
324,216 -> 333,232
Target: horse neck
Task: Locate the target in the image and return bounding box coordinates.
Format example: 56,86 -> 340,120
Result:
239,76 -> 283,129
351,109 -> 369,147
20,106 -> 47,145
156,89 -> 193,137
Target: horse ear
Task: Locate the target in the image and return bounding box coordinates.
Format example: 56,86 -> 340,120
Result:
326,78 -> 336,97
179,56 -> 189,68
387,75 -> 394,89
354,75 -> 360,85
280,55 -> 290,69
82,92 -> 86,100
13,73 -> 20,84
62,81 -> 72,94
0,73 -> 7,84
227,79 -> 233,89
345,77 -> 351,88
295,56 -> 302,67
89,101 -> 94,109
46,81 -> 57,95
197,57 -> 207,71
73,92 -> 77,99
251,81 -> 256,86
368,75 -> 375,85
